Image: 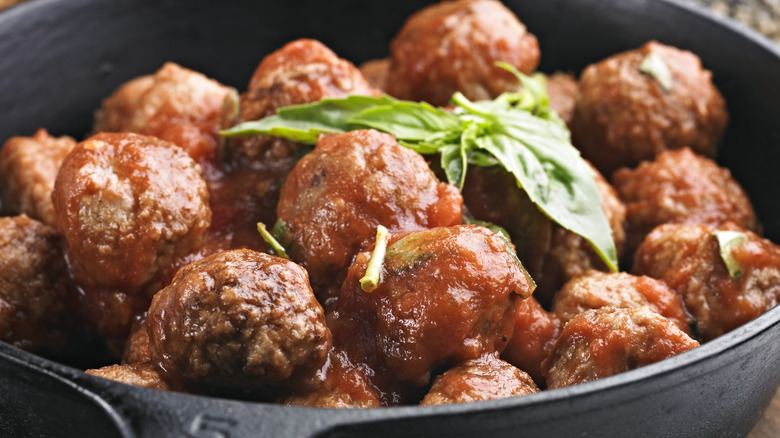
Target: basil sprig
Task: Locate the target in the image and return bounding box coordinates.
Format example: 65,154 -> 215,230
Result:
221,66 -> 618,271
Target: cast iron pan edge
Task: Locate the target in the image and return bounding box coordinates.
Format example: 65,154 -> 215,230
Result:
1,0 -> 780,436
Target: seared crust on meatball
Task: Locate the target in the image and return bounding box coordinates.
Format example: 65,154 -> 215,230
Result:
335,225 -> 533,385
0,129 -> 76,226
543,307 -> 700,389
500,297 -> 561,385
277,129 -> 462,297
0,215 -> 73,354
420,355 -> 538,405
386,0 -> 540,106
122,314 -> 151,365
551,270 -> 691,334
86,363 -> 171,391
613,148 -> 760,255
545,72 -> 578,128
147,249 -> 332,391
226,39 -> 379,171
93,62 -> 232,136
632,223 -> 780,341
572,41 -> 728,176
52,132 -> 211,291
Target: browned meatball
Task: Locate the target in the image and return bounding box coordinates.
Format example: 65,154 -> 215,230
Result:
534,164 -> 626,302
500,296 -> 561,386
277,129 -> 462,298
121,314 -> 151,365
359,58 -> 390,92
225,39 -> 380,172
0,215 -> 73,354
147,249 -> 332,391
52,132 -> 211,293
613,148 -> 760,255
542,307 -> 700,389
633,223 -> 780,341
462,164 -> 625,305
0,129 -> 76,226
386,0 -> 540,106
86,363 -> 171,391
282,350 -> 381,408
552,270 -> 691,334
571,41 -> 728,176
420,355 -> 538,405
334,225 -> 534,386
94,61 -> 231,132
545,72 -> 578,128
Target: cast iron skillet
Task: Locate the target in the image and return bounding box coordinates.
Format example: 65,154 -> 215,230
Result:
1,0 -> 780,436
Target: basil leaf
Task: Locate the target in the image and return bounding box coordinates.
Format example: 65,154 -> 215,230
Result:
440,144 -> 467,190
220,94 -> 398,143
348,101 -> 460,141
714,230 -> 747,279
639,52 -> 673,93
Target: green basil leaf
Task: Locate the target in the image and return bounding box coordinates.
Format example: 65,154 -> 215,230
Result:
220,94 -> 398,143
713,230 -> 747,279
348,101 -> 460,141
440,144 -> 466,190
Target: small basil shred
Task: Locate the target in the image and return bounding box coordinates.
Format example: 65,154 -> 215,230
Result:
360,225 -> 389,292
639,52 -> 673,93
713,230 -> 747,279
223,65 -> 618,271
257,222 -> 289,259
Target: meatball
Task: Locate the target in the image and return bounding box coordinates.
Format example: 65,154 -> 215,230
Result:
0,129 -> 76,226
147,249 -> 332,391
420,355 -> 538,405
613,147 -> 760,255
122,314 -> 151,365
52,132 -> 211,292
93,62 -> 233,166
386,0 -> 540,106
551,270 -> 691,334
359,58 -> 390,92
0,215 -> 73,354
545,72 -> 578,128
534,164 -> 626,303
500,297 -> 561,385
86,363 -> 171,391
277,129 -> 462,298
283,350 -> 381,408
571,41 -> 728,176
462,163 -> 625,305
542,307 -> 700,389
633,223 -> 780,341
334,225 -> 534,385
225,39 -> 380,172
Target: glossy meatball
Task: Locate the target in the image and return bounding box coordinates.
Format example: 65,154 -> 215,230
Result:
545,72 -> 578,128
633,223 -> 780,341
359,58 -> 390,92
500,297 -> 561,385
277,129 -> 462,298
0,129 -> 76,226
52,132 -> 211,292
283,350 -> 381,408
420,355 -> 538,405
225,39 -> 380,172
552,270 -> 691,334
571,41 -> 728,176
613,148 -> 760,255
534,164 -> 626,302
94,62 -> 232,133
386,0 -> 540,106
0,215 -> 73,354
147,249 -> 332,391
86,363 -> 171,391
542,307 -> 700,389
334,225 -> 534,385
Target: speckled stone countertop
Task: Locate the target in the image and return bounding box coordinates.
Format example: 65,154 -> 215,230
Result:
690,0 -> 780,42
